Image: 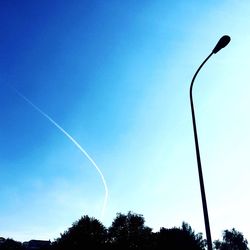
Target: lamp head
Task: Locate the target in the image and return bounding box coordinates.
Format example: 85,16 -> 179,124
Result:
212,35 -> 231,54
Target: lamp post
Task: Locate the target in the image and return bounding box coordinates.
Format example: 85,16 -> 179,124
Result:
189,35 -> 231,250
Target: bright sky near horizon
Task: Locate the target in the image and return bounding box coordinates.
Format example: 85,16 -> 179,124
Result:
0,0 -> 250,243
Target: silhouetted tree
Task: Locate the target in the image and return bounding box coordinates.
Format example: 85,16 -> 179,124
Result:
0,238 -> 24,250
53,215 -> 107,250
155,222 -> 206,250
3,212 -> 249,250
214,228 -> 249,250
181,222 -> 206,250
108,211 -> 153,250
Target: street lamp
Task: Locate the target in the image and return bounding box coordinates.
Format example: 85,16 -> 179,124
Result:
189,35 -> 231,250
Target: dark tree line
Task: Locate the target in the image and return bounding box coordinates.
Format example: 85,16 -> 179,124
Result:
0,212 -> 248,250
52,212 -> 248,250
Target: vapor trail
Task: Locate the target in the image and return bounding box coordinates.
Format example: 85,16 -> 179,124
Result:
12,87 -> 108,220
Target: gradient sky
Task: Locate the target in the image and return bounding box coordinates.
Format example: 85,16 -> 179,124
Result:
0,0 -> 250,243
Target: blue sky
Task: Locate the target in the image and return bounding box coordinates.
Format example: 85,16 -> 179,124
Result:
0,0 -> 250,243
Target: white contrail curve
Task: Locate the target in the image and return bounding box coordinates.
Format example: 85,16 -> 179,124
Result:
12,87 -> 108,220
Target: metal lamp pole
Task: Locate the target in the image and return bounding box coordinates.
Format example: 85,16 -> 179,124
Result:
189,35 -> 231,250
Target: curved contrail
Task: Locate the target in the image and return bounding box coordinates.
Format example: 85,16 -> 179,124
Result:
11,87 -> 108,220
